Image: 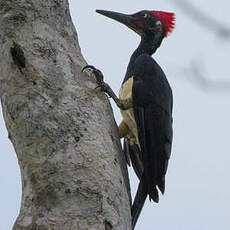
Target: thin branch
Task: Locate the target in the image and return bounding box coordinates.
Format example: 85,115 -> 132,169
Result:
170,0 -> 230,39
171,61 -> 230,93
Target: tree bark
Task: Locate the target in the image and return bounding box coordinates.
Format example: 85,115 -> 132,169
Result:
0,1 -> 131,229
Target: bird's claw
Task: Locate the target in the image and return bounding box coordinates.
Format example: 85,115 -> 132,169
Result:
82,65 -> 104,85
95,82 -> 111,96
82,65 -> 111,94
82,65 -> 127,109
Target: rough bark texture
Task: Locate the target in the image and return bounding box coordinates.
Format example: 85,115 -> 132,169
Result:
0,1 -> 131,229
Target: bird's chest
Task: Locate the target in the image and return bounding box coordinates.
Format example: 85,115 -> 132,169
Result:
119,77 -> 138,141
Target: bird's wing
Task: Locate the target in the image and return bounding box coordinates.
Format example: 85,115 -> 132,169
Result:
132,54 -> 173,198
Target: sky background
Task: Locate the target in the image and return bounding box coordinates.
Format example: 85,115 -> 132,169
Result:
1,0 -> 230,229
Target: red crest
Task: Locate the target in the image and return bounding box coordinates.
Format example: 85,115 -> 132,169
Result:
150,11 -> 175,37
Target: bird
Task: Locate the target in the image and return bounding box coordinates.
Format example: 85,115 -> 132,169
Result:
82,9 -> 175,229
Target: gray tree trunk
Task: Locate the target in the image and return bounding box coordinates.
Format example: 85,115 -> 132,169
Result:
0,1 -> 131,229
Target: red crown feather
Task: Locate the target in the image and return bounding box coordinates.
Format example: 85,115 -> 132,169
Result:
150,11 -> 175,37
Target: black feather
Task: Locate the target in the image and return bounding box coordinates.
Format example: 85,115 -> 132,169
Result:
126,138 -> 144,180
131,179 -> 147,229
132,54 -> 173,205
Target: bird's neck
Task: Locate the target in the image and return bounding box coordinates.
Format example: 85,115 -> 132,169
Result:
137,35 -> 163,56
123,34 -> 164,83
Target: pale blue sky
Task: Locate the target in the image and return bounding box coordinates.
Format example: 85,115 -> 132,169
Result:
1,1 -> 230,229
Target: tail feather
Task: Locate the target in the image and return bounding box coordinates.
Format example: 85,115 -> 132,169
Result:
129,142 -> 143,180
124,138 -> 144,179
148,185 -> 159,203
131,180 -> 147,229
157,176 -> 165,195
123,138 -> 131,166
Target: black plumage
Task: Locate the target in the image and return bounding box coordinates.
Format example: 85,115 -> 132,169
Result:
131,54 -> 173,226
84,9 -> 175,229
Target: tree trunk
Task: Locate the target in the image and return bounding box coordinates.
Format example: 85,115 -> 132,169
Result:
0,1 -> 131,229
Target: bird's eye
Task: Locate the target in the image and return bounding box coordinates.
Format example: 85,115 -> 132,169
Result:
142,13 -> 148,18
156,20 -> 162,26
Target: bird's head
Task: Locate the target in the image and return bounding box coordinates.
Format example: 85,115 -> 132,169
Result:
96,9 -> 175,39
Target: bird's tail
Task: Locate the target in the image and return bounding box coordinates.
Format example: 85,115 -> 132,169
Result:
131,179 -> 147,229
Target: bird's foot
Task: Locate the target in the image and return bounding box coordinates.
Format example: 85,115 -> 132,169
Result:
82,65 -> 132,110
82,65 -> 111,94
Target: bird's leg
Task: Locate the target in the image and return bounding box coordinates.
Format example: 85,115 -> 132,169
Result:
82,65 -> 132,110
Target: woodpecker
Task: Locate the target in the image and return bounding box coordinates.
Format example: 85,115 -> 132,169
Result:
83,9 -> 175,229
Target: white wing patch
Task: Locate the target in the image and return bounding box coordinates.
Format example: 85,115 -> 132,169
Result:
119,77 -> 139,145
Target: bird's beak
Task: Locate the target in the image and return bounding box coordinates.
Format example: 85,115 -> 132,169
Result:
96,9 -> 140,35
